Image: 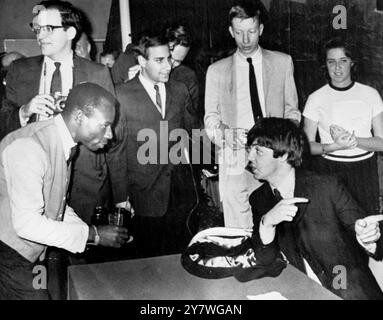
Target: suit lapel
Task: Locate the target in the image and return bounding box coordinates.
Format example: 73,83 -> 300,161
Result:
134,76 -> 164,119
73,55 -> 87,86
293,170 -> 310,224
227,55 -> 237,126
31,56 -> 44,96
164,82 -> 174,120
261,48 -> 271,115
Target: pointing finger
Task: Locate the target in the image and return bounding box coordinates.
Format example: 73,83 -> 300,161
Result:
283,197 -> 309,205
362,214 -> 383,225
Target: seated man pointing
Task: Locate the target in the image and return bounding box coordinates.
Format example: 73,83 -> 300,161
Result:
247,117 -> 383,300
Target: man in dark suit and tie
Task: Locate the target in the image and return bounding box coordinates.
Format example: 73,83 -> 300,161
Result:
113,34 -> 197,257
1,1 -> 126,223
246,117 -> 383,300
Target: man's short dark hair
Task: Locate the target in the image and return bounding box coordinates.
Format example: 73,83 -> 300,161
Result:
246,118 -> 305,168
100,50 -> 120,60
229,0 -> 268,25
133,34 -> 169,60
165,25 -> 192,49
63,82 -> 115,118
34,1 -> 82,41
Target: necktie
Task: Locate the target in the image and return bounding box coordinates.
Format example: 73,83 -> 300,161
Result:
154,84 -> 162,115
273,188 -> 283,202
247,57 -> 263,121
67,145 -> 78,167
51,62 -> 62,95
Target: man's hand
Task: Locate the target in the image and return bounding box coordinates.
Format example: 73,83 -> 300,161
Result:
262,197 -> 309,227
97,225 -> 130,248
259,197 -> 308,245
21,94 -> 55,119
355,214 -> 383,255
224,128 -> 248,150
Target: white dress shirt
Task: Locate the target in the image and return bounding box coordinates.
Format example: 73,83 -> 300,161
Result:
20,52 -> 74,125
235,47 -> 265,130
2,114 -> 89,254
139,73 -> 166,119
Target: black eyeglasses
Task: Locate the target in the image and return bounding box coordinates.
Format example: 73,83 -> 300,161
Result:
29,23 -> 65,35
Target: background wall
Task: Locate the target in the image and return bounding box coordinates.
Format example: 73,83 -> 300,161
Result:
105,0 -> 381,108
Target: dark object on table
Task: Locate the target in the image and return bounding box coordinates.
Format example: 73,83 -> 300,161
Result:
181,227 -> 287,282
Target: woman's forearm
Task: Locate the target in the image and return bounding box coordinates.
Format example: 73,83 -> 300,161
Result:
309,141 -> 345,155
356,137 -> 383,152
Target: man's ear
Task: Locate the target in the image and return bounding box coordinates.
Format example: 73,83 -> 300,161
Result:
74,109 -> 84,124
229,26 -> 234,39
137,55 -> 147,68
279,153 -> 288,163
259,23 -> 264,37
66,26 -> 77,41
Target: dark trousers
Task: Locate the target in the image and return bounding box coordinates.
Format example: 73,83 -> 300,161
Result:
311,155 -> 380,215
0,241 -> 50,300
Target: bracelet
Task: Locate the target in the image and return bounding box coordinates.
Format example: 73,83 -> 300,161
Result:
92,225 -> 100,246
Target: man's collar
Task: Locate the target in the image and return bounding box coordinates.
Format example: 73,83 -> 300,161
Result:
270,168 -> 295,198
236,46 -> 262,63
53,114 -> 77,160
138,73 -> 165,89
44,50 -> 74,66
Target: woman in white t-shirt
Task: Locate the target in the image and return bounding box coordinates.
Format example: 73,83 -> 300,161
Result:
303,38 -> 383,215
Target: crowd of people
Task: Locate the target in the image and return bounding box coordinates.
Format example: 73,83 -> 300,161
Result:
0,0 -> 383,300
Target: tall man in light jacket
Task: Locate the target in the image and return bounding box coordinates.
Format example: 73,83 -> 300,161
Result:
204,0 -> 301,228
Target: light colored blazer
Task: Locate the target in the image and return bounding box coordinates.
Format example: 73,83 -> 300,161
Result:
204,47 -> 301,145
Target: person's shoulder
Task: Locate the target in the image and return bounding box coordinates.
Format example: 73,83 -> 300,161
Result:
297,170 -> 343,190
172,64 -> 197,80
115,76 -> 140,95
208,55 -> 234,72
74,56 -> 108,72
168,77 -> 189,92
262,48 -> 292,62
249,181 -> 268,200
9,55 -> 43,69
354,82 -> 381,97
307,84 -> 330,99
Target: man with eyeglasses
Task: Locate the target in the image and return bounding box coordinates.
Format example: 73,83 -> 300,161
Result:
2,1 -> 129,228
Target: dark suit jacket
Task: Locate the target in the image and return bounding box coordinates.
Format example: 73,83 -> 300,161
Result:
2,55 -> 120,224
113,76 -> 197,217
250,170 -> 383,300
111,50 -> 201,127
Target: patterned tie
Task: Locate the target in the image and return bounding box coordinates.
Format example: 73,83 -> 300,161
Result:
247,57 -> 263,121
154,84 -> 162,114
51,62 -> 62,95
